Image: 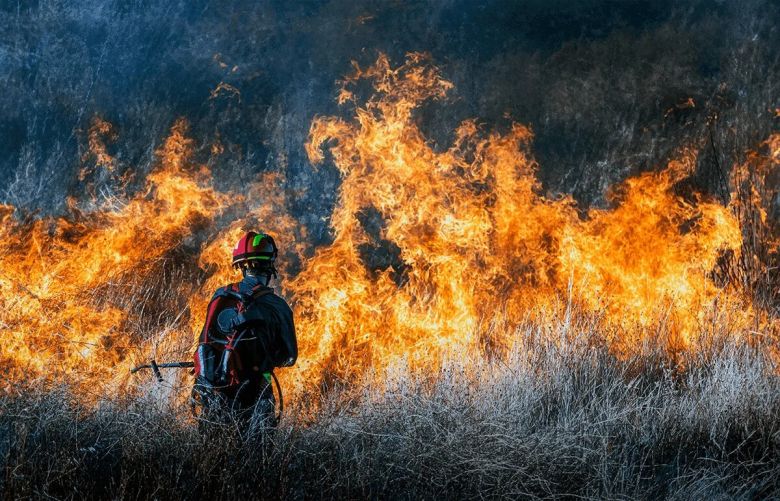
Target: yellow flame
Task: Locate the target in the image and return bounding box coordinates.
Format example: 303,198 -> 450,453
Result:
0,54 -> 776,402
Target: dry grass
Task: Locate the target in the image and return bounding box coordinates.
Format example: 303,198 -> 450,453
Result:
2,314 -> 778,500
0,2 -> 778,498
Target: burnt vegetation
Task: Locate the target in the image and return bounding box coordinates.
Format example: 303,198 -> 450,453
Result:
1,0 -> 779,499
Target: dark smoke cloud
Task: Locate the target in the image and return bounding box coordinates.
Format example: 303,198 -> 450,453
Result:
0,0 -> 778,240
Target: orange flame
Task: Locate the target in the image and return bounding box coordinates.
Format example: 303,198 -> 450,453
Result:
79,116 -> 118,181
0,54 -> 776,401
290,54 -> 775,388
0,119 -> 225,393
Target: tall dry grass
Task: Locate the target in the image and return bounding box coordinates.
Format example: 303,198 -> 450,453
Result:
2,310 -> 778,499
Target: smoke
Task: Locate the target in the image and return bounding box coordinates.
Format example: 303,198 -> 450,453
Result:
1,0 -> 777,231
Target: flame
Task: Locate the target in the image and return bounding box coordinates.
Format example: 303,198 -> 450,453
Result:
0,119 -> 225,393
79,116 -> 118,180
290,53 -> 773,387
0,54 -> 776,402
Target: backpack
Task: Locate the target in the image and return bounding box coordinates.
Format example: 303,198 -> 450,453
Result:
209,287 -> 274,388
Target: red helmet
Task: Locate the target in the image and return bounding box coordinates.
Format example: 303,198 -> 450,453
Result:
232,231 -> 278,267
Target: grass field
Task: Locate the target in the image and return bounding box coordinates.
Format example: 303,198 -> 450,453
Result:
2,314 -> 778,500
0,3 -> 778,498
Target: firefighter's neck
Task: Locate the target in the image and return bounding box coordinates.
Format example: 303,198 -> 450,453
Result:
242,269 -> 271,287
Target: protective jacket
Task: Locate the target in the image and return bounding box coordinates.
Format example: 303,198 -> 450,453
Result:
194,275 -> 297,390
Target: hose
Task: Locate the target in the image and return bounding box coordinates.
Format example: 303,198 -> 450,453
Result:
271,370 -> 284,423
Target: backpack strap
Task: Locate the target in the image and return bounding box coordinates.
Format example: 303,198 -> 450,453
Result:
249,285 -> 274,301
212,283 -> 240,300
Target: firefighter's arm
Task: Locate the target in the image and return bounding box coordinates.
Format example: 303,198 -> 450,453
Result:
279,311 -> 297,367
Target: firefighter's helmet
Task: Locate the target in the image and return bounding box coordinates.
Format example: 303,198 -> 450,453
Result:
232,231 -> 278,267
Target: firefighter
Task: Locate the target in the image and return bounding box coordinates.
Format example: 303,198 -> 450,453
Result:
192,231 -> 297,426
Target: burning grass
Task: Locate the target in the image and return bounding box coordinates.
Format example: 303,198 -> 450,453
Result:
0,53 -> 778,498
1,54 -> 777,399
